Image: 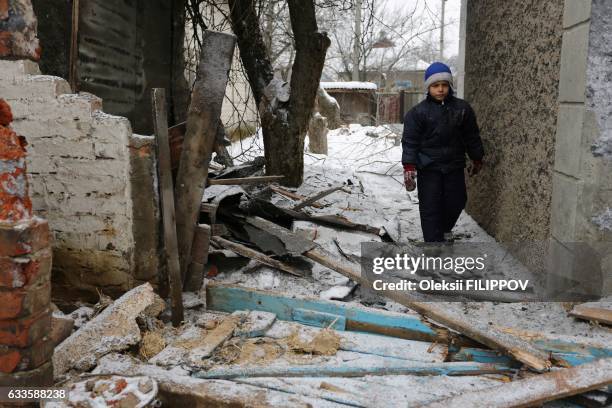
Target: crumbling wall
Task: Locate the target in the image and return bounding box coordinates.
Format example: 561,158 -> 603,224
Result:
464,0 -> 564,243
0,59 -> 159,300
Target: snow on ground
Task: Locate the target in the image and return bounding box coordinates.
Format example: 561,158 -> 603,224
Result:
222,124 -> 612,345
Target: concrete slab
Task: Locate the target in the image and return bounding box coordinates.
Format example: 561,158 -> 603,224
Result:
563,0 -> 592,28
554,104 -> 585,176
558,23 -> 590,103
550,172 -> 581,242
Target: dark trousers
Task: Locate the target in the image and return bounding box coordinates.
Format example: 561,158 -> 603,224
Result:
417,168 -> 467,242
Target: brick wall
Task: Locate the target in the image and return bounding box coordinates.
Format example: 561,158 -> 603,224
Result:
0,60 -> 160,300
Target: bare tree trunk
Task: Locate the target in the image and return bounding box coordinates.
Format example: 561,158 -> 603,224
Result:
228,0 -> 330,187
308,112 -> 328,154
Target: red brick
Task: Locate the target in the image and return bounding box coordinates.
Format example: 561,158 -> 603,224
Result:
0,281 -> 50,319
0,0 -> 9,21
0,309 -> 50,347
0,248 -> 51,289
0,361 -> 53,387
0,350 -> 20,373
0,337 -> 53,373
0,218 -> 50,257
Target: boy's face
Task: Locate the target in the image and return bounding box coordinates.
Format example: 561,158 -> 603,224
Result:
428,81 -> 450,102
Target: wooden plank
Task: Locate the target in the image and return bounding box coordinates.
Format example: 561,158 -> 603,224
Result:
292,308 -> 346,330
174,31 -> 236,284
191,224 -> 211,265
270,185 -> 323,208
569,303 -> 612,326
206,283 -> 443,343
452,345 -> 612,368
152,88 -> 183,327
265,320 -> 448,363
68,0 -> 80,92
244,216 -> 552,372
233,378 -> 366,408
208,175 -> 285,186
187,315 -> 241,367
94,354 -> 342,407
421,358 -> 612,408
184,224 -> 209,292
306,248 -> 552,372
211,236 -> 304,277
200,202 -> 218,224
194,361 -> 512,380
292,185 -> 347,211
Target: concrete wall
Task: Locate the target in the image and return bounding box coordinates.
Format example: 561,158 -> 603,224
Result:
548,0 -> 612,295
464,0 -> 611,295
464,0 -> 565,246
0,60 -> 160,301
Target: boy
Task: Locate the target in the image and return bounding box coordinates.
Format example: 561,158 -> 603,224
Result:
402,62 -> 484,242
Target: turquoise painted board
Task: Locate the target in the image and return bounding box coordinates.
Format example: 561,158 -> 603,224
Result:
452,343 -> 612,368
194,361 -> 512,379
292,308 -> 347,330
207,284 -> 438,339
207,284 -> 612,369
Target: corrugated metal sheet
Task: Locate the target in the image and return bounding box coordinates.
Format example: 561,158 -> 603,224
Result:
76,0 -> 176,133
78,0 -> 143,120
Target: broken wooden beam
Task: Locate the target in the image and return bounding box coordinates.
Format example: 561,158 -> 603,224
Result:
184,224 -> 211,292
306,247 -> 552,372
269,185 -> 323,208
194,361 -> 512,380
244,216 -> 552,372
53,284 -> 161,376
208,175 -> 285,186
569,302 -> 612,326
200,202 -> 218,224
95,353 -> 333,407
266,320 -> 448,363
421,358 -> 612,408
152,88 -> 184,326
187,315 -> 241,367
292,185 -> 347,211
452,344 -> 612,368
210,236 -> 304,277
174,30 -> 236,285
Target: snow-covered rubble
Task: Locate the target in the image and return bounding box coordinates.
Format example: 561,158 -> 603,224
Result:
223,124 -> 612,342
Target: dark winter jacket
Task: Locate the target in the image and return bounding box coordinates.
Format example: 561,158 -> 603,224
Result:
402,94 -> 484,172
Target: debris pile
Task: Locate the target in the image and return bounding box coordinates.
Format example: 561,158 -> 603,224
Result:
47,131 -> 612,404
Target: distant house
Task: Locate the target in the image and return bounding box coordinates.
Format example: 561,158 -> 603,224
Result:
320,82 -> 378,125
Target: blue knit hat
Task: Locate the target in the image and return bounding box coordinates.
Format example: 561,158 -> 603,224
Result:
424,62 -> 454,92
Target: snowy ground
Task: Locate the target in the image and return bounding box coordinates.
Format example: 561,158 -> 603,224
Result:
219,124 -> 612,347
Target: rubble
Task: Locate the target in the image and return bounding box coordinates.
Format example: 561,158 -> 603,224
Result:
187,314 -> 242,367
53,283 -> 161,377
49,310 -> 74,348
50,375 -> 159,408
234,311 -> 277,338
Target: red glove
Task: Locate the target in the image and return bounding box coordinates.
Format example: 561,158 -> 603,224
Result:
469,160 -> 483,176
403,164 -> 417,191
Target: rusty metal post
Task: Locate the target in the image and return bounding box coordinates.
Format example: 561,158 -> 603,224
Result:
0,99 -> 53,387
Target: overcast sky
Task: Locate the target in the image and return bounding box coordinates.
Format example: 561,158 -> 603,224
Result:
385,0 -> 461,58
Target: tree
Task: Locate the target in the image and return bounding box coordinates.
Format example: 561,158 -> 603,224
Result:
321,0 -> 449,82
227,0 -> 331,186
